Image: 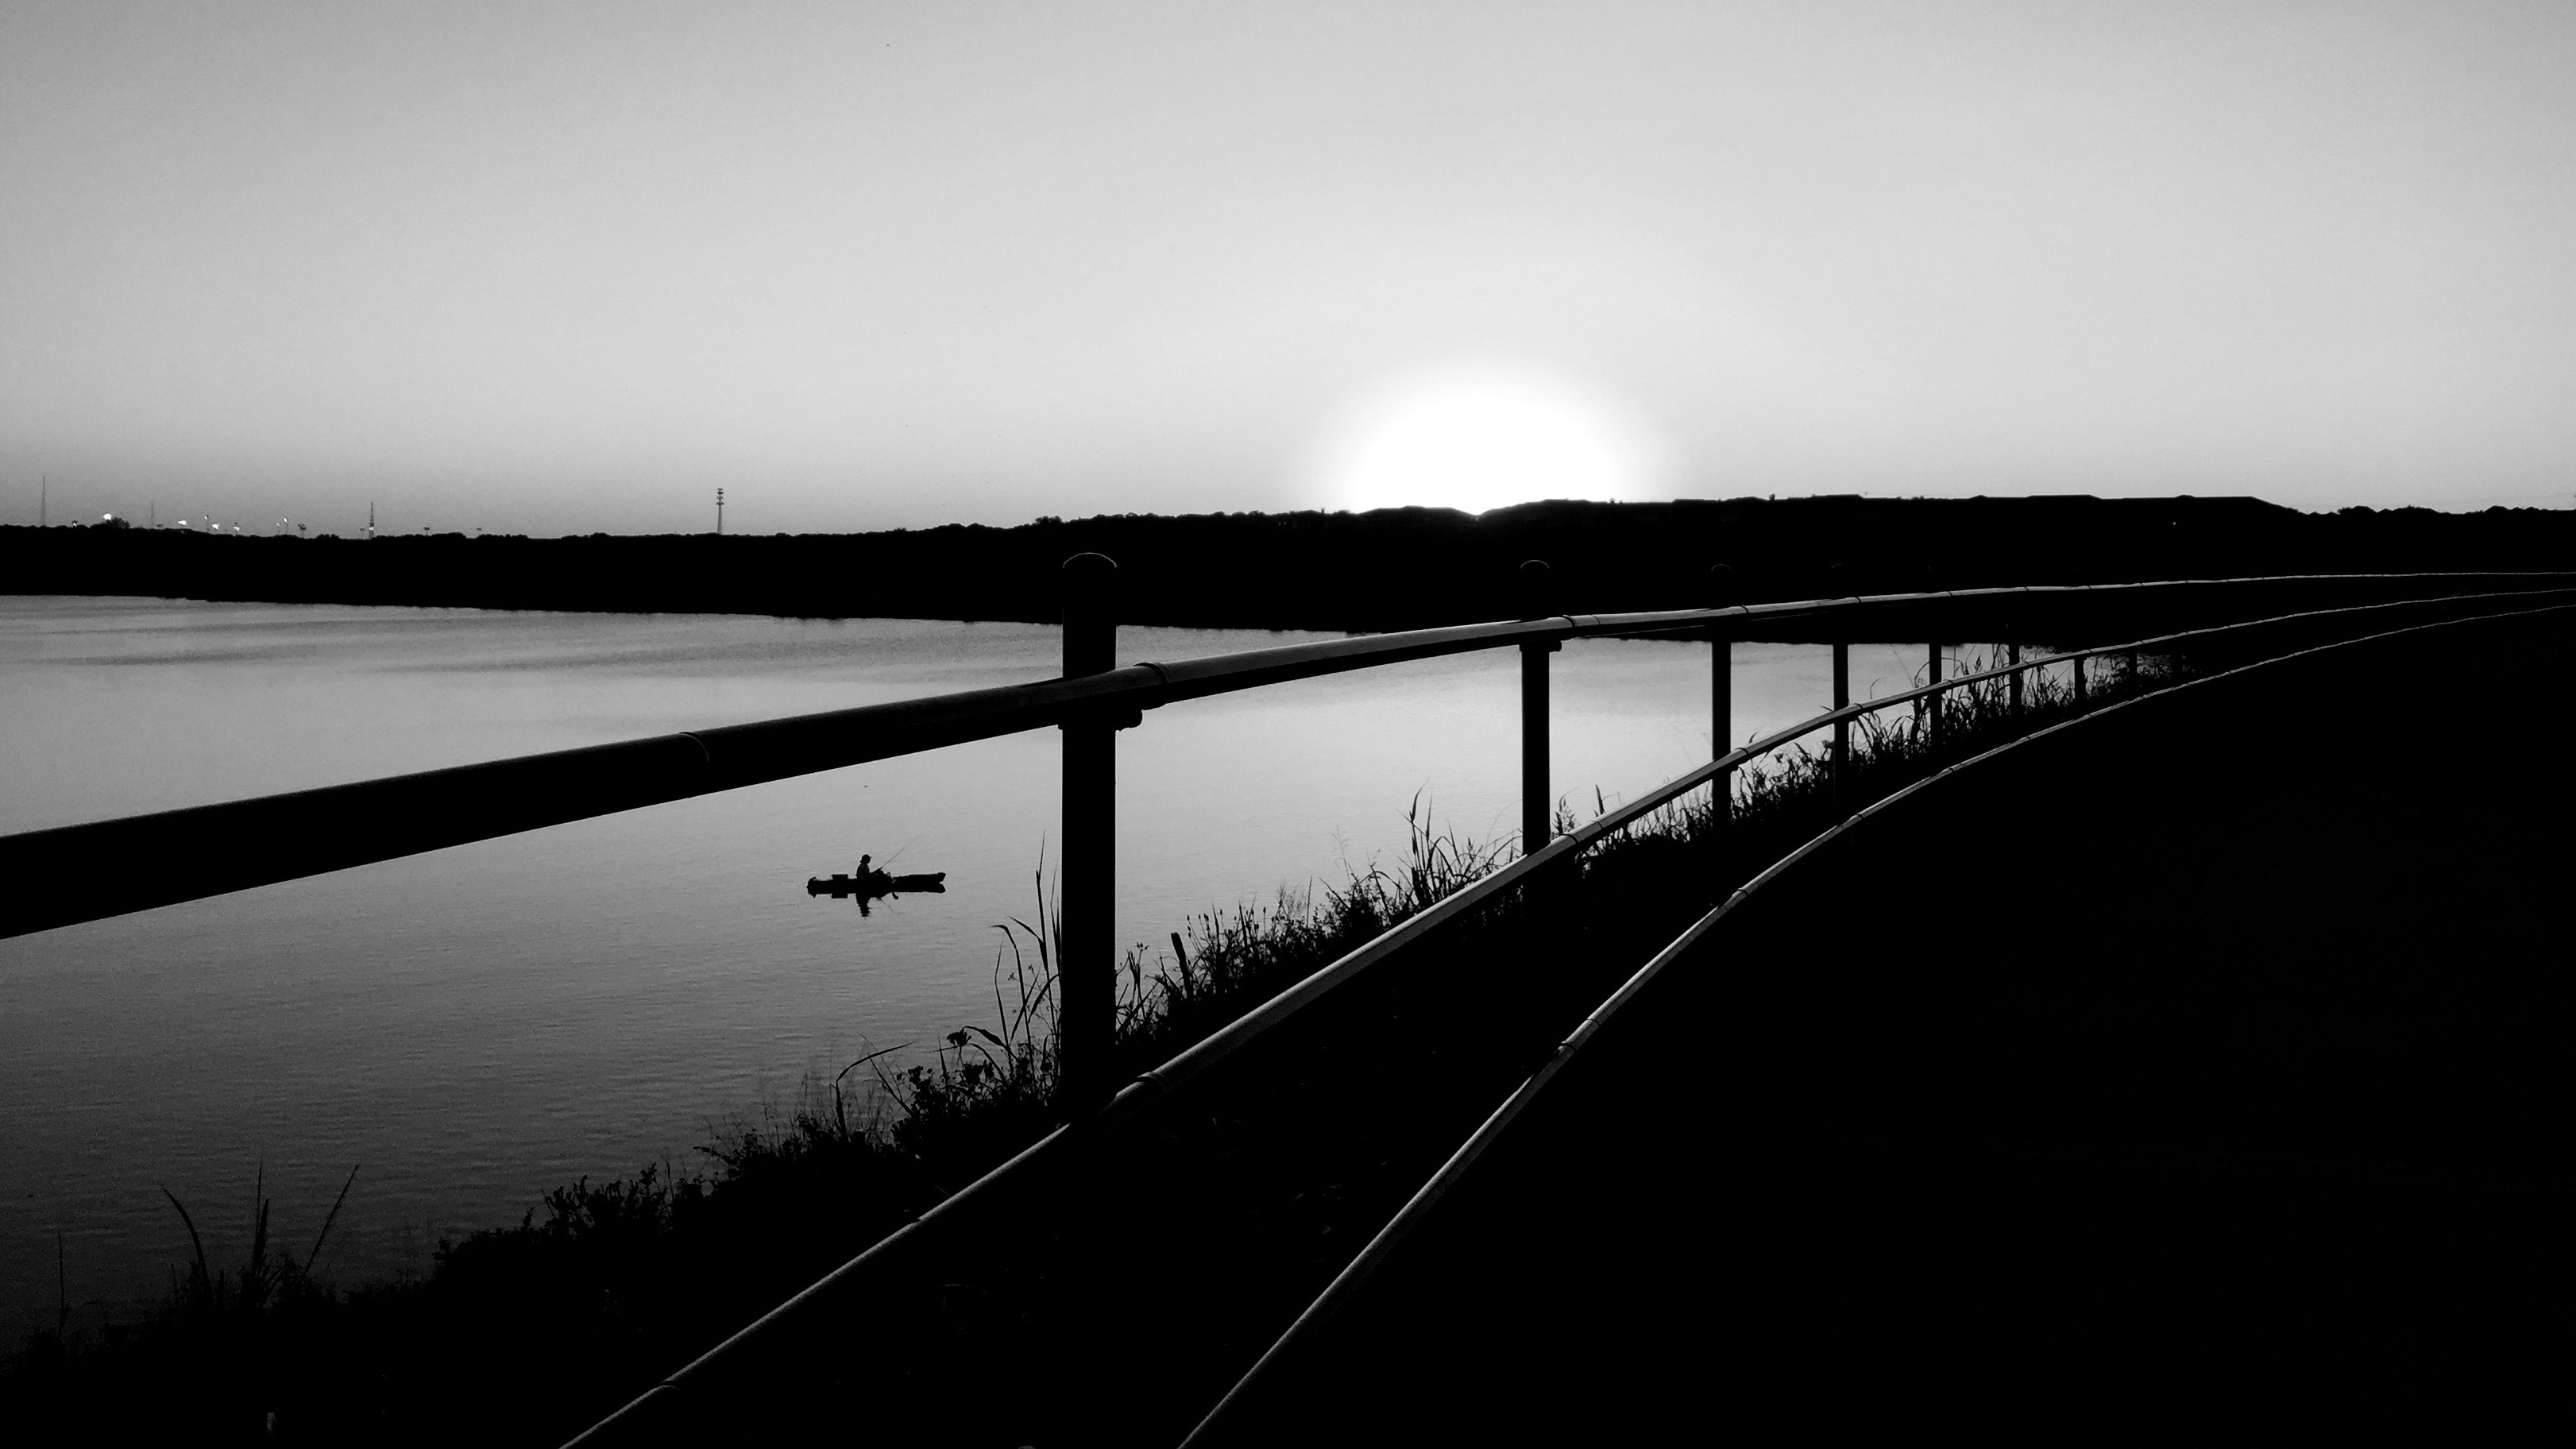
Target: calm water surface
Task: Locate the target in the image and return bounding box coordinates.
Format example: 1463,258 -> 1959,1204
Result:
0,596 -> 1943,1340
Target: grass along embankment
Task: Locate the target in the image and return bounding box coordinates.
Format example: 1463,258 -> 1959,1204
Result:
5,646 -> 2181,1444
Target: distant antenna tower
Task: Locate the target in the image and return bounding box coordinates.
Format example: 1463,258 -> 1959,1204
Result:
716,488 -> 725,535
366,502 -> 377,539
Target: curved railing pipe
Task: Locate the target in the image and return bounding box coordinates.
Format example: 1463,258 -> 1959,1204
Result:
1176,590 -> 2576,1447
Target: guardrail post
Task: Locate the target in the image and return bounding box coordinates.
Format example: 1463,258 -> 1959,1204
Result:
2006,640 -> 2022,715
1520,560 -> 1555,856
1060,552 -> 1118,1111
1831,640 -> 1850,793
1709,565 -> 1734,826
2072,651 -> 2087,706
1925,643 -> 1942,752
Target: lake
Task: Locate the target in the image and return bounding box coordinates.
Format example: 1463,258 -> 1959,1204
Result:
0,595 -> 1948,1342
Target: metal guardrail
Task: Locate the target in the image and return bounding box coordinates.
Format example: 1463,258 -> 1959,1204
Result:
558,578 -> 2576,1446
1174,589 -> 2576,1445
4,569 -> 2562,946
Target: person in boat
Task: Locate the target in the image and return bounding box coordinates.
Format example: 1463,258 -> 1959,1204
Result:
857,854 -> 892,891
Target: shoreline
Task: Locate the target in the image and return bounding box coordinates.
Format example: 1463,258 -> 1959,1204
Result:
10,496 -> 2574,634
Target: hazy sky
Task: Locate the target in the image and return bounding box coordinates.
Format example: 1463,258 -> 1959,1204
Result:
5,2 -> 2571,535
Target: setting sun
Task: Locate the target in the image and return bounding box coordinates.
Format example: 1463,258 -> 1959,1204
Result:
1300,362 -> 1668,515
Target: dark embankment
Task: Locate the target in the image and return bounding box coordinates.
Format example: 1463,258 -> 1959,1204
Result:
1244,605 -> 2576,1437
12,497 -> 2576,631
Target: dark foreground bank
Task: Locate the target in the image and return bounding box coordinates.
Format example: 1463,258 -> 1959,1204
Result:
11,496 -> 2576,632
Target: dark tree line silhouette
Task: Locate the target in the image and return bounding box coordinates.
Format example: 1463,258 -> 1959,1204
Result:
9,495 -> 2574,632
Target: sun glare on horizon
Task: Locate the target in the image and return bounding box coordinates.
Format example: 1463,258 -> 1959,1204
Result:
1300,362 -> 1670,516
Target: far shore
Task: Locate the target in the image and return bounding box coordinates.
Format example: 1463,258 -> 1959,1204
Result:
6,496 -> 2572,635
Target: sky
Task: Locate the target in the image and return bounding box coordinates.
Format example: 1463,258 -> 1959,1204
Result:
4,1 -> 2572,536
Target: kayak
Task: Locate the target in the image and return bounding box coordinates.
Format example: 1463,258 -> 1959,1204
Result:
807,871 -> 948,898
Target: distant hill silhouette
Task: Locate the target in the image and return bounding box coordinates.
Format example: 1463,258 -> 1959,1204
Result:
7,497 -> 2574,632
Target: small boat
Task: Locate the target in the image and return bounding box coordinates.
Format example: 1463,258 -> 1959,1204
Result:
806,870 -> 947,899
